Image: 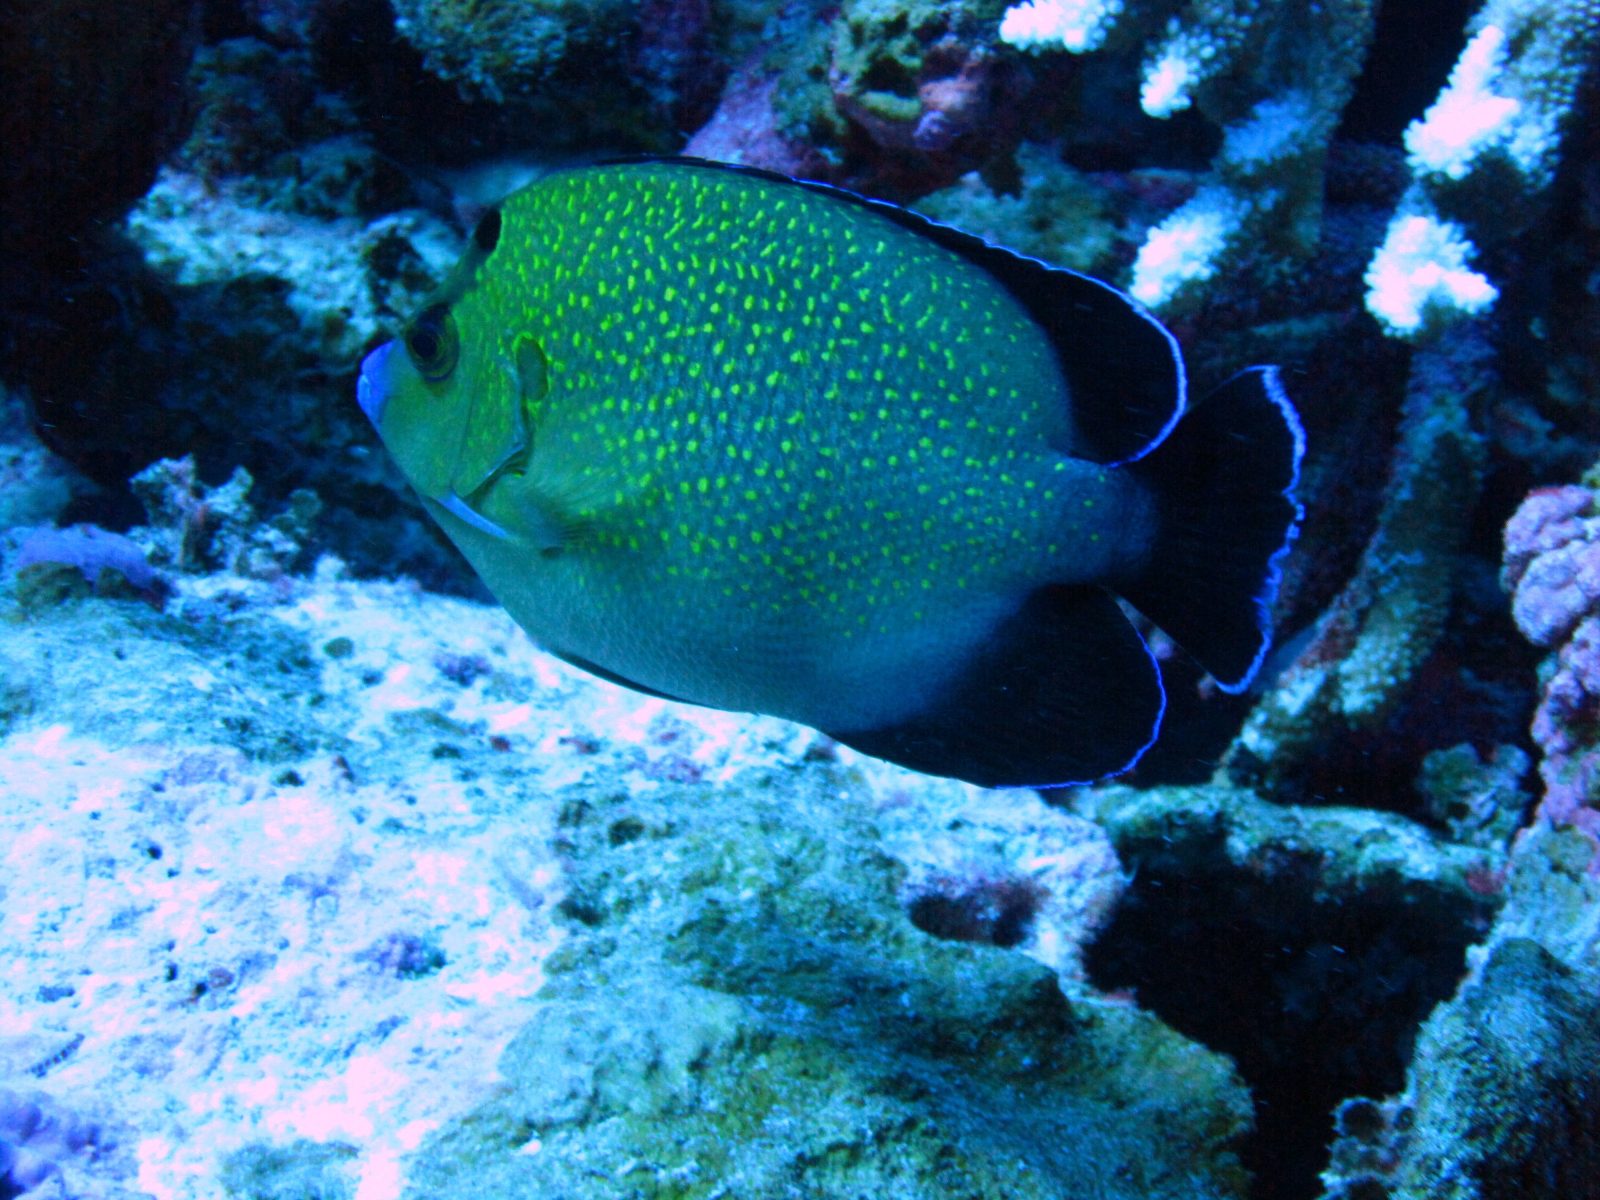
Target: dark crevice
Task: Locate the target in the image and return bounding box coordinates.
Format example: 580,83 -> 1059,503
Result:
1087,857 -> 1484,1200
1336,0 -> 1478,146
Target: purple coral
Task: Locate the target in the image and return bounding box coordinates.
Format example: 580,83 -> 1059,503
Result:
683,68 -> 832,180
0,1087 -> 106,1196
12,523 -> 158,595
1502,485 -> 1600,648
1503,483 -> 1600,859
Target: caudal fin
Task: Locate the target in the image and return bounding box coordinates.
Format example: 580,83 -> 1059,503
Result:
1119,366 -> 1304,691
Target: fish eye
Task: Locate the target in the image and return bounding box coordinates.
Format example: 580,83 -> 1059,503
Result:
404,303 -> 459,383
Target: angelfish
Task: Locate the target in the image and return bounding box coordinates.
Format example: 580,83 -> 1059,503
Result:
358,157 -> 1303,788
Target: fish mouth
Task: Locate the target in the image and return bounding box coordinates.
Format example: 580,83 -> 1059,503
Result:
357,341 -> 396,426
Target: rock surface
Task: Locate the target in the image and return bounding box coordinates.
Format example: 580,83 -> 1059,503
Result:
0,559 -> 1246,1198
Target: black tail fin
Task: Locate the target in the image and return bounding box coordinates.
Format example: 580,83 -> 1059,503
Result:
1119,366 -> 1304,691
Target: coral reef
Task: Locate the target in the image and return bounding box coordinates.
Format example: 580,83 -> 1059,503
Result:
0,553 -> 1248,1198
1322,936 -> 1600,1200
174,36 -> 413,219
0,387 -> 85,531
689,0 -> 1027,195
406,763 -> 1248,1200
15,162 -> 465,586
388,0 -> 721,145
827,0 -> 1028,164
128,455 -> 322,581
1076,780 -> 1499,1194
1316,743 -> 1600,1198
914,142 -> 1121,275
392,0 -> 628,104
0,0 -> 1596,1196
989,3 -> 1596,809
1002,0 -> 1600,328
1311,464 -> 1600,1200
1414,742 -> 1530,849
0,562 -> 569,1198
1229,325 -> 1492,783
682,1 -> 838,178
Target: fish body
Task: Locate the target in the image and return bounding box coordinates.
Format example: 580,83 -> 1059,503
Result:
359,158 -> 1302,787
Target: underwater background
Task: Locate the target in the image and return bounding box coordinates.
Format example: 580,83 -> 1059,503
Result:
0,0 -> 1597,1197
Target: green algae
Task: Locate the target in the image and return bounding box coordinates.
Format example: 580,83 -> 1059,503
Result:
222,1139 -> 357,1200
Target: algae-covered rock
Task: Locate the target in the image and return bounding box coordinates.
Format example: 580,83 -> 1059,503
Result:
222,1138 -> 358,1200
1395,937 -> 1600,1199
0,385 -> 85,530
1323,933 -> 1600,1200
388,0 -> 721,145
1078,780 -> 1501,1199
916,142 -> 1120,276
407,773 -> 1253,1198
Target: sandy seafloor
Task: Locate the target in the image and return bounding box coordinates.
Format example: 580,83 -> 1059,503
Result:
0,559 -> 1121,1198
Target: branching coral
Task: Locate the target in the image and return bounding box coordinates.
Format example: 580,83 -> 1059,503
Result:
1366,0 -> 1600,337
999,2 -> 1596,774
1229,326 -> 1490,775
1002,0 -> 1599,323
1001,0 -> 1377,311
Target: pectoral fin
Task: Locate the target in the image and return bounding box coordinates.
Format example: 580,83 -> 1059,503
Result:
434,490 -> 516,542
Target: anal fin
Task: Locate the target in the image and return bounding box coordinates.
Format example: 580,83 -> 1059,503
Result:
826,586 -> 1165,789
548,648 -> 703,707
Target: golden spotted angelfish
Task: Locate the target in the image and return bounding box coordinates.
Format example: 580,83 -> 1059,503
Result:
358,158 -> 1303,787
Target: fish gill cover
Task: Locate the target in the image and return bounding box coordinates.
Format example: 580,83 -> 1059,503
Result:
0,2 -> 1597,1200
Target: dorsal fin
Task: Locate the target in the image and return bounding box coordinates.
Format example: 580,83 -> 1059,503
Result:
595,155 -> 1186,465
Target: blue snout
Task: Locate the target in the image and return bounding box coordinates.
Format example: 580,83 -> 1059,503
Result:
357,341 -> 396,426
